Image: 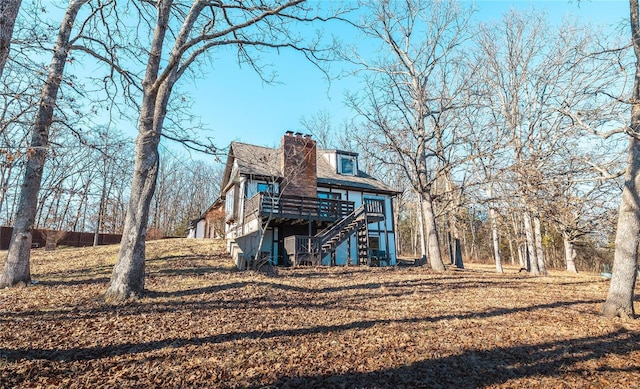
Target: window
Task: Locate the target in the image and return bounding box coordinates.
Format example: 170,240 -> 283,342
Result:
318,191 -> 341,218
257,182 -> 278,194
339,156 -> 355,175
225,186 -> 236,221
368,236 -> 385,259
368,236 -> 380,251
318,191 -> 341,200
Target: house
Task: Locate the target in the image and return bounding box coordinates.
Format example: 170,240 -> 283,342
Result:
186,198 -> 225,239
186,217 -> 207,239
220,131 -> 399,269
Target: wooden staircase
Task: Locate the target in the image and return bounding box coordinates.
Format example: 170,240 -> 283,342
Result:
356,224 -> 369,265
283,199 -> 385,266
314,199 -> 385,265
315,205 -> 366,262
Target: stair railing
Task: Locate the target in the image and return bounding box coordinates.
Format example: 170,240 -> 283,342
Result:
315,205 -> 365,247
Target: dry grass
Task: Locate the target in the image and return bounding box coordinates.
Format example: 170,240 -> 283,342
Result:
1,238 -> 639,388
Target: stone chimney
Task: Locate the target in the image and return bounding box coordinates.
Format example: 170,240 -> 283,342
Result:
281,132 -> 317,198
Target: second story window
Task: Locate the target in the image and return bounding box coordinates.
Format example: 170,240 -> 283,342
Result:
318,191 -> 341,200
339,155 -> 356,175
225,186 -> 237,222
257,182 -> 278,194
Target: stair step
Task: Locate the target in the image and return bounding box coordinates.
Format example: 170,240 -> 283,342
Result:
316,205 -> 372,258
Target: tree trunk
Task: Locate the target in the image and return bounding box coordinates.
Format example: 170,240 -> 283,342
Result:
533,215 -> 548,276
0,0 -> 22,80
469,208 -> 478,261
0,163 -> 14,224
71,178 -> 91,232
6,162 -> 24,224
603,135 -> 640,318
417,197 -> 426,259
445,221 -> 453,264
104,74 -> 169,300
517,243 -> 525,268
449,218 -> 464,269
0,0 -> 86,288
105,0 -> 175,302
421,192 -> 445,271
487,185 -> 502,272
489,207 -> 503,273
413,209 -> 418,256
511,214 -> 524,267
562,231 -> 578,273
461,219 -> 469,261
523,211 -> 540,276
104,129 -> 160,301
94,174 -> 108,246
602,0 -> 640,319
507,237 -> 515,266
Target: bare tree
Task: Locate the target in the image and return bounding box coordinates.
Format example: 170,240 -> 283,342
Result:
0,0 -> 22,79
300,110 -> 335,149
475,10 -> 554,276
0,14 -> 46,226
345,0 -> 474,271
0,0 -> 89,288
104,0 -> 347,302
603,0 -> 640,319
542,143 -> 624,273
474,9 -> 627,276
91,128 -> 133,245
149,150 -> 219,237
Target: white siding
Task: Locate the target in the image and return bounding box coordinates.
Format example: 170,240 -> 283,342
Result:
348,191 -> 363,207
321,151 -> 337,170
195,219 -> 206,239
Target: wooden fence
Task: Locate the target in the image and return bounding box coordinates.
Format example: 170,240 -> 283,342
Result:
0,226 -> 122,250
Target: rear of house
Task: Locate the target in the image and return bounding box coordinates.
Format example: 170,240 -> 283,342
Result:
219,132 -> 399,269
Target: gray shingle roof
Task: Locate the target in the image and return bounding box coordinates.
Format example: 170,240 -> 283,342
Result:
231,142 -> 281,178
223,141 -> 398,195
316,155 -> 397,194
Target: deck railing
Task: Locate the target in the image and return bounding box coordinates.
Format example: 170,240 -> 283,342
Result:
283,198 -> 388,266
244,193 -> 355,222
284,235 -> 321,266
364,198 -> 385,217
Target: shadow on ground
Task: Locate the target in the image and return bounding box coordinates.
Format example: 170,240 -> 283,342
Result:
1,324 -> 637,388
0,298 -> 603,363
249,328 -> 640,388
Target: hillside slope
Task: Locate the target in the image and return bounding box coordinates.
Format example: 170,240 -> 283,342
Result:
1,239 -> 639,388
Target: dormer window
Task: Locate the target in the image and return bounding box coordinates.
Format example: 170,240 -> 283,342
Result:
338,155 -> 356,175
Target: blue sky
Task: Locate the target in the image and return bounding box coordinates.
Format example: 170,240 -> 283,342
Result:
182,0 -> 630,156
32,0 -> 626,157
32,0 -> 631,157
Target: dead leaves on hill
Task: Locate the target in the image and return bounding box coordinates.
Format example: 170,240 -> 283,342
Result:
1,239 -> 639,388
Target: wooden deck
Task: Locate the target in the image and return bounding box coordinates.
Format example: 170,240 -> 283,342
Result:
284,198 -> 387,266
244,193 -> 355,223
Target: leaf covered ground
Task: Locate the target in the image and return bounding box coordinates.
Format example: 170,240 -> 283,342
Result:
1,239 -> 639,388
